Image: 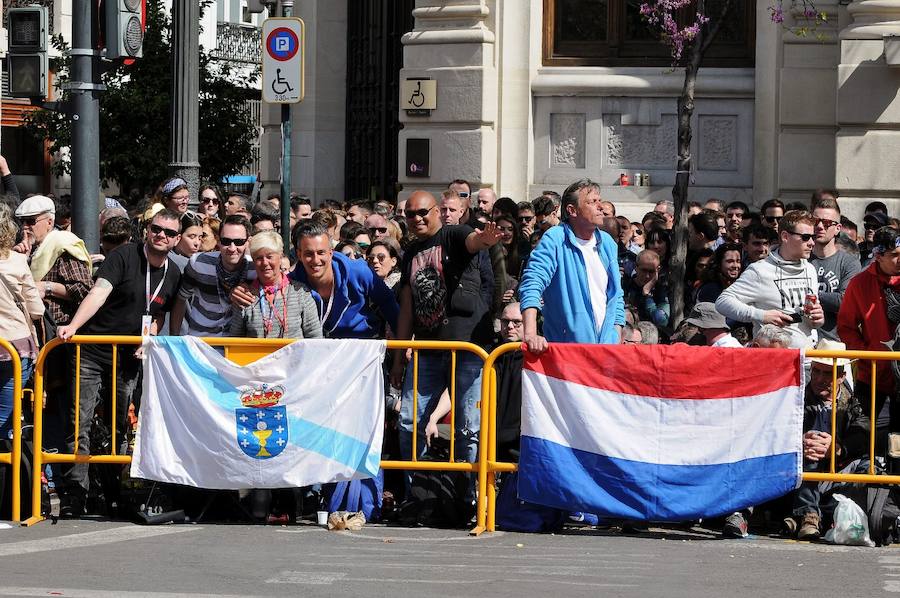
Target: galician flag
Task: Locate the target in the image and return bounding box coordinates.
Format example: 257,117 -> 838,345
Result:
518,344 -> 804,521
131,337 -> 385,489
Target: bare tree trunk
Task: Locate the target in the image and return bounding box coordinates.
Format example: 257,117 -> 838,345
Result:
668,0 -> 730,326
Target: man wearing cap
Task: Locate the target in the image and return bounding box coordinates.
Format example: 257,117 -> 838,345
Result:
684,302 -> 742,348
859,210 -> 889,267
13,195 -> 93,335
782,339 -> 866,540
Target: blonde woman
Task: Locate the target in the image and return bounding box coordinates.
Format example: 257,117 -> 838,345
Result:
0,203 -> 45,436
230,231 -> 323,339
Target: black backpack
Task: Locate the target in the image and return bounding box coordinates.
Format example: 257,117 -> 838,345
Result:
398,440 -> 473,528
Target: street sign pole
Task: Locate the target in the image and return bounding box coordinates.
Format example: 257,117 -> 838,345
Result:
280,0 -> 293,251
261,12 -> 304,251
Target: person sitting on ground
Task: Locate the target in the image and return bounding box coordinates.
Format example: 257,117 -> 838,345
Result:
782,339 -> 866,541
684,302 -> 742,348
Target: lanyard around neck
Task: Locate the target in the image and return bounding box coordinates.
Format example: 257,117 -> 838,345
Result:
144,246 -> 168,315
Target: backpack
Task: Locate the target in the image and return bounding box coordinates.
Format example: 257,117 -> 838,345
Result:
398,440 -> 472,528
495,472 -> 566,533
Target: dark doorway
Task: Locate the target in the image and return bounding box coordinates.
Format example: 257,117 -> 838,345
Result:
345,0 -> 414,205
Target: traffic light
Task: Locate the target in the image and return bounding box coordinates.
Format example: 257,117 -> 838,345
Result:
6,7 -> 48,99
106,0 -> 144,59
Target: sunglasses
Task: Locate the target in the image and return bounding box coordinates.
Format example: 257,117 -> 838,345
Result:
864,222 -> 882,231
20,215 -> 49,226
785,230 -> 814,242
200,196 -> 219,203
764,215 -> 782,223
149,223 -> 179,238
814,218 -> 838,228
458,192 -> 470,199
405,207 -> 434,219
220,237 -> 248,247
633,229 -> 644,236
368,253 -> 390,262
519,215 -> 534,222
368,226 -> 388,235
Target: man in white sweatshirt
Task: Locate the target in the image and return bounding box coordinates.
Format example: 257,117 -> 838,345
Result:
716,210 -> 825,349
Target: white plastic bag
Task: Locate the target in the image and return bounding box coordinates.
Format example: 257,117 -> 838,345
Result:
824,493 -> 875,547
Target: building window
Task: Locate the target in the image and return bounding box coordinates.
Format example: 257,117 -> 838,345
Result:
543,0 -> 755,67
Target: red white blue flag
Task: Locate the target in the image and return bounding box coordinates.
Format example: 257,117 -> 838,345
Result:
518,344 -> 804,521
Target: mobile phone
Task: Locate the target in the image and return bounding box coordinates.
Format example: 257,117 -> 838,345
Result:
789,312 -> 803,323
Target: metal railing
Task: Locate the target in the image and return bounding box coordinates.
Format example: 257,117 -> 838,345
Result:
211,22 -> 261,64
24,336 -> 492,533
0,338 -> 24,522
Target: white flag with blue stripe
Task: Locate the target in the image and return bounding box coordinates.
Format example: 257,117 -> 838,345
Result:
131,336 -> 385,489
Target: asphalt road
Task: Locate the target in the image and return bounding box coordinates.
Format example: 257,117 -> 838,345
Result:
0,520 -> 895,597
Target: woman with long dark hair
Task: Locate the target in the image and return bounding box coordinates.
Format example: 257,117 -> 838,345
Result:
696,243 -> 742,304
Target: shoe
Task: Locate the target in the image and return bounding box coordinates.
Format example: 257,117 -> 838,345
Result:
797,512 -> 821,540
58,494 -> 85,519
782,516 -> 798,538
722,512 -> 749,538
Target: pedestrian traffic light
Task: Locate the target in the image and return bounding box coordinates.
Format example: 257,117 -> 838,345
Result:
6,6 -> 48,99
105,0 -> 144,59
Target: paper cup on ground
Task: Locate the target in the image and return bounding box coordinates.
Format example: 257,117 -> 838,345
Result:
316,511 -> 328,526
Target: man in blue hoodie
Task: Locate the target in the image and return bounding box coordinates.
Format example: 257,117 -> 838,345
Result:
518,179 -> 625,352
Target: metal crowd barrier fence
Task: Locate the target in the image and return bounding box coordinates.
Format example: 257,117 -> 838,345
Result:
24,336 -> 492,533
479,344 -> 900,532
0,338 -> 24,522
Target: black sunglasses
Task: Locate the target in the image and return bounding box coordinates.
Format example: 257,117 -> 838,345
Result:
785,230 -> 814,242
405,207 -> 433,219
814,218 -> 838,228
368,226 -> 388,235
220,237 -> 248,247
149,223 -> 179,238
764,216 -> 782,223
519,215 -> 534,222
864,222 -> 882,231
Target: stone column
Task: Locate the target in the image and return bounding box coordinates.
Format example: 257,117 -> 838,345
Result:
397,0 -> 497,200
836,0 -> 900,222
169,0 -> 201,205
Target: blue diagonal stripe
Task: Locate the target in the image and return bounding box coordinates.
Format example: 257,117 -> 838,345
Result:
288,418 -> 379,477
153,337 -> 240,410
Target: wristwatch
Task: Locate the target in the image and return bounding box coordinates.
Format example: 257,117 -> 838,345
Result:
43,284 -> 51,299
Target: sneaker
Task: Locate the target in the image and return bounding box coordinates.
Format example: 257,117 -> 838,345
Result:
797,512 -> 821,540
782,516 -> 798,538
722,512 -> 749,538
58,494 -> 85,519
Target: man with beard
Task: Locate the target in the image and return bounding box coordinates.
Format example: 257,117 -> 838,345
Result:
724,201 -> 747,243
389,190 -> 502,465
56,209 -> 183,516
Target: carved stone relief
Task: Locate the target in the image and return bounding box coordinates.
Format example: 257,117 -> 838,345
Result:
605,113 -> 677,168
550,113 -> 586,168
698,116 -> 738,171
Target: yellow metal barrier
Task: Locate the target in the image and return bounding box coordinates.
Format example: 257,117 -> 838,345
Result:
480,344 -> 900,532
0,338 -> 24,522
25,336 -> 491,532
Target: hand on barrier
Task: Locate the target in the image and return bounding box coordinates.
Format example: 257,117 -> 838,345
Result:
523,332 -> 548,355
57,324 -> 78,341
425,420 -> 438,447
231,282 -> 255,308
762,310 -> 794,327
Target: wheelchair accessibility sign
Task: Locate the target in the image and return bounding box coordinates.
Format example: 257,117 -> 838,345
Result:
262,18 -> 305,104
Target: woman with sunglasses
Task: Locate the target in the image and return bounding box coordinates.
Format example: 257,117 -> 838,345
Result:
630,222 -> 645,250
366,239 -> 401,292
198,184 -> 222,219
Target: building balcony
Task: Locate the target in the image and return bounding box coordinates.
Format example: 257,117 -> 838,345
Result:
211,21 -> 260,64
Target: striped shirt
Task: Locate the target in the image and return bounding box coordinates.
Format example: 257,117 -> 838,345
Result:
178,251 -> 255,336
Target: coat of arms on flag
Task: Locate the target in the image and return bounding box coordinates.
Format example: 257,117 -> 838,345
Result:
132,336 -> 386,489
235,384 -> 288,459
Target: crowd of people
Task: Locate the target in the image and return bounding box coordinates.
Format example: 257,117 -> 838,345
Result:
0,168 -> 898,538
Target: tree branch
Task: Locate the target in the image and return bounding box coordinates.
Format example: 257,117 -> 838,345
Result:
700,0 -> 733,55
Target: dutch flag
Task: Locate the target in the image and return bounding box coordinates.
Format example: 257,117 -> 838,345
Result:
518,344 -> 805,521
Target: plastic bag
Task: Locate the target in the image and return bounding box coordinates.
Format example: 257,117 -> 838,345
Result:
824,493 -> 875,547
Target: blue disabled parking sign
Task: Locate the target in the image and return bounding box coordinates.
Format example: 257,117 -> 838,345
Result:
262,18 -> 305,103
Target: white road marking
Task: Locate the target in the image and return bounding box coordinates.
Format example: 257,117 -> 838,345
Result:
266,572 -> 347,585
0,588 -> 264,598
0,526 -> 200,558
264,572 -> 635,588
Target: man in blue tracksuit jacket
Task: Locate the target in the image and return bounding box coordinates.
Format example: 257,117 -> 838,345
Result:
518,179 -> 625,352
